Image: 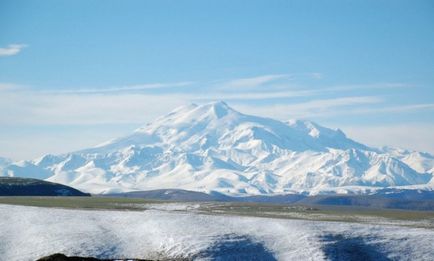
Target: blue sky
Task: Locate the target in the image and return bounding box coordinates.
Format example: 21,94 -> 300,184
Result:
0,0 -> 433,159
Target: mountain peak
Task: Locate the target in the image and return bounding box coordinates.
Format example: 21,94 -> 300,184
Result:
162,101 -> 236,119
161,101 -> 239,124
3,101 -> 433,195
197,101 -> 235,119
207,100 -> 230,108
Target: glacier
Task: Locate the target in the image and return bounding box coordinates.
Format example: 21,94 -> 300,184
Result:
1,101 -> 434,195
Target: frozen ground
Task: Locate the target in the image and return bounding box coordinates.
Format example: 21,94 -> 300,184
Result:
1,204 -> 434,261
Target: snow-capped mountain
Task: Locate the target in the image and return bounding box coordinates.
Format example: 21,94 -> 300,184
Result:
2,101 -> 434,195
0,157 -> 11,175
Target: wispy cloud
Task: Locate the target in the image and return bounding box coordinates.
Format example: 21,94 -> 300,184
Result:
2,78 -> 434,157
235,81 -> 411,102
348,103 -> 434,114
233,96 -> 383,119
216,74 -> 409,98
0,44 -> 27,57
0,91 -> 188,125
0,83 -> 20,91
196,89 -> 317,101
57,75 -> 407,96
342,123 -> 434,154
309,72 -> 323,79
234,100 -> 434,121
235,99 -> 434,121
2,85 -> 427,126
49,81 -> 195,94
0,74 -> 428,126
322,82 -> 411,92
219,74 -> 290,90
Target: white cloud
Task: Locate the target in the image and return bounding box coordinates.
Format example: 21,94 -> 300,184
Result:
196,89 -> 317,101
233,96 -> 383,120
0,91 -> 190,125
322,82 -> 411,92
342,124 -> 434,154
2,74 -> 432,159
2,82 -> 434,159
3,84 -> 433,127
231,97 -> 434,121
349,104 -> 434,114
0,44 -> 27,57
309,72 -> 323,79
0,83 -> 20,91
0,85 -> 308,126
219,74 -> 290,89
0,127 -> 133,160
51,81 -> 195,94
326,103 -> 434,115
0,84 -> 318,126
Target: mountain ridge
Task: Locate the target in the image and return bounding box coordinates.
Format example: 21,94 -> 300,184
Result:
1,101 -> 434,195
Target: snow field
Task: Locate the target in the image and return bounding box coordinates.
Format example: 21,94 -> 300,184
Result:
1,204 -> 433,260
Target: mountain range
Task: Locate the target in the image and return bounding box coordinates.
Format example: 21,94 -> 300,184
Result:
1,101 -> 434,195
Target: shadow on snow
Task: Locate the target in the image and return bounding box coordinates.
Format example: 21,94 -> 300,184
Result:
321,234 -> 392,261
194,234 -> 277,261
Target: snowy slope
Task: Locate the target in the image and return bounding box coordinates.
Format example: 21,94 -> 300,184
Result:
2,101 -> 434,195
382,146 -> 434,174
1,204 -> 434,261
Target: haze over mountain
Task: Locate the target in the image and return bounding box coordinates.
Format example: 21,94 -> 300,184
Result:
1,101 -> 434,195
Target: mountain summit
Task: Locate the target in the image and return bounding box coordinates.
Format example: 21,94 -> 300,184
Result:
2,101 -> 434,195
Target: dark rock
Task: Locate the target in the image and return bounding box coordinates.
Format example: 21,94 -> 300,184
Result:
0,177 -> 90,196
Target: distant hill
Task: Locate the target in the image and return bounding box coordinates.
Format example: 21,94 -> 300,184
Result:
105,189 -> 305,203
0,177 -> 90,196
105,188 -> 434,211
105,189 -> 232,201
297,191 -> 434,211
